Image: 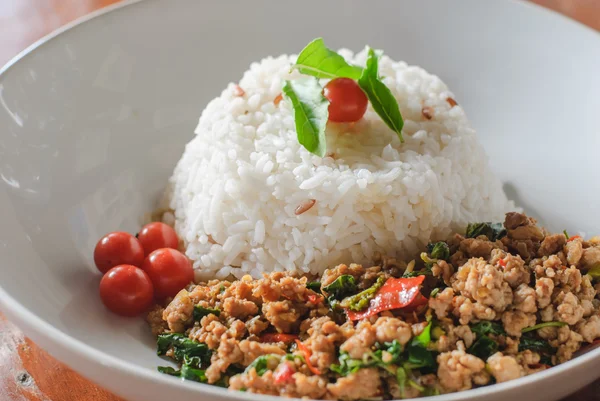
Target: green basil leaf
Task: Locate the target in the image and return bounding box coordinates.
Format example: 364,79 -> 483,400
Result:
244,354 -> 281,376
469,321 -> 506,337
157,366 -> 181,376
322,275 -> 357,300
426,242 -> 450,261
396,367 -> 407,397
294,38 -> 363,80
467,335 -> 498,360
465,222 -> 506,241
519,334 -> 555,354
307,281 -> 322,293
180,364 -> 208,383
412,322 -> 432,347
283,78 -> 329,157
357,48 -> 404,142
588,264 -> 600,281
156,333 -> 212,366
405,343 -> 436,369
330,352 -> 365,376
193,305 -> 221,321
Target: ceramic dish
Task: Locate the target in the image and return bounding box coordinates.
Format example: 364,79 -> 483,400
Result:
0,0 -> 599,400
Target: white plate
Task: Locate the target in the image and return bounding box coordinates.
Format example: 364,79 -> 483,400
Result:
1,0 -> 599,400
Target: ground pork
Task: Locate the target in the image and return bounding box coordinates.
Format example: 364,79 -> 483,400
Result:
459,237 -> 496,259
262,300 -> 303,333
535,277 -> 554,309
550,326 -> 583,363
452,258 -> 513,312
162,289 -> 193,333
429,288 -> 454,319
432,260 -> 453,285
555,291 -> 585,325
502,310 -> 536,337
373,317 -> 412,345
576,314 -> 600,343
223,297 -> 259,319
326,368 -> 381,400
581,246 -> 600,269
437,345 -> 488,392
538,234 -> 566,257
565,238 -> 584,266
189,314 -> 227,349
147,305 -> 167,336
239,339 -> 287,366
487,352 -> 524,383
340,321 -> 376,359
513,283 -> 537,313
245,316 -> 269,336
452,295 -> 497,325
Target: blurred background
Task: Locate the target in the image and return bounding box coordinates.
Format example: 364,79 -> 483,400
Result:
1,0 -> 600,67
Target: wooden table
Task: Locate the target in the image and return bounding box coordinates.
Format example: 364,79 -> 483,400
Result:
1,1 -> 599,400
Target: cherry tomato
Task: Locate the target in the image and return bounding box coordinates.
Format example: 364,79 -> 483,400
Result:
94,232 -> 145,274
141,248 -> 194,300
137,222 -> 179,256
323,78 -> 368,123
99,264 -> 154,317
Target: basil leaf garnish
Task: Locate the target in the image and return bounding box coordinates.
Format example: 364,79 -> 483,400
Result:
294,38 -> 363,80
357,48 -> 404,142
282,77 -> 329,157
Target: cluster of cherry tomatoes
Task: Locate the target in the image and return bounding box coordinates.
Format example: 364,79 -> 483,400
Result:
94,222 -> 193,317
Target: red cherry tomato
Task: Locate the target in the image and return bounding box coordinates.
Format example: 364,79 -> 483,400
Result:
323,78 -> 368,123
99,265 -> 154,317
137,222 -> 179,256
94,232 -> 145,274
141,248 -> 194,300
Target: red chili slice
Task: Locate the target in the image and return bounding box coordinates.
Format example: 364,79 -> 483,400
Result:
295,339 -> 321,375
498,258 -> 507,267
567,235 -> 582,242
274,362 -> 295,384
346,276 -> 427,321
259,333 -> 299,344
307,294 -> 322,304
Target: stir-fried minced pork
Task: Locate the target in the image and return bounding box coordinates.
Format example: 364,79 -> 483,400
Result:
147,213 -> 600,399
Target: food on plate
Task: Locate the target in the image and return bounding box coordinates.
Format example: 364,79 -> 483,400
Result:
149,213 -> 600,398
90,39 -> 600,398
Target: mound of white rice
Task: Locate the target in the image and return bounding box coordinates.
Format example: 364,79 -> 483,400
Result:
166,49 -> 513,280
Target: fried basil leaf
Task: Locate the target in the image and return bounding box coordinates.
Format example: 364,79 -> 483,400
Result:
322,274 -> 357,300
193,305 -> 221,321
467,335 -> 499,360
426,242 -> 450,261
465,222 -> 507,241
156,333 -> 211,366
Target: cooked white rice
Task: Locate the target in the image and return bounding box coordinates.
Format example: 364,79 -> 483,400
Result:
166,48 -> 513,280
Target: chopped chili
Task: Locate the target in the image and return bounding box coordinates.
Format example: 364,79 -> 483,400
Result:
567,235 -> 582,242
345,276 -> 427,321
259,333 -> 299,344
295,339 -> 321,375
274,362 -> 295,384
498,258 -> 507,267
